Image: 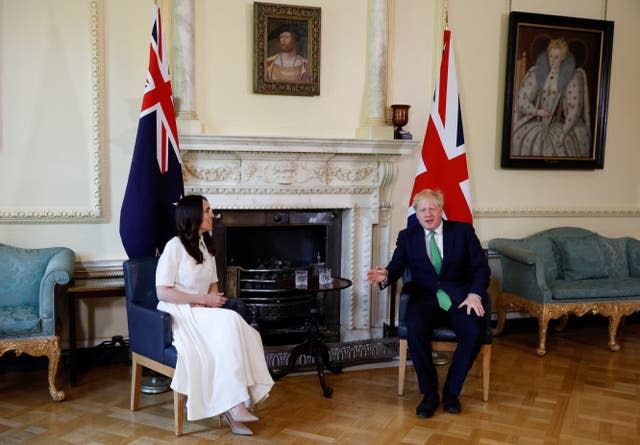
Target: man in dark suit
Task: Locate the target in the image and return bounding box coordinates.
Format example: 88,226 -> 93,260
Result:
367,189 -> 490,418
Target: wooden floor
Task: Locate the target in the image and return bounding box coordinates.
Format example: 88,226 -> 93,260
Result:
1,317 -> 640,444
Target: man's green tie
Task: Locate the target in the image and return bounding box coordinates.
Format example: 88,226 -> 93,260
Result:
429,231 -> 452,311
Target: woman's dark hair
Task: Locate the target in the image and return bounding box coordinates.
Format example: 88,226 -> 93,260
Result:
175,194 -> 215,264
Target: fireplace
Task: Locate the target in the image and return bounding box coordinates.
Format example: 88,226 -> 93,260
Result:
213,209 -> 341,345
181,134 -> 416,344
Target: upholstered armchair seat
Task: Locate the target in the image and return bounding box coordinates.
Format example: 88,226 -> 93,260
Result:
0,242 -> 75,401
0,305 -> 42,335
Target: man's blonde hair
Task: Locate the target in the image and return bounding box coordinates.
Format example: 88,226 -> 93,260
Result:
412,189 -> 444,210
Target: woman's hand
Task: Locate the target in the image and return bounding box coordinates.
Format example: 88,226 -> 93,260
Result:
204,291 -> 228,308
157,285 -> 228,308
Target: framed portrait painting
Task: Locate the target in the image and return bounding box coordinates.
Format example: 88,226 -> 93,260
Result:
254,2 -> 321,96
501,12 -> 614,169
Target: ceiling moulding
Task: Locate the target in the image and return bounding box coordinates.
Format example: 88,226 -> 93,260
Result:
0,0 -> 104,224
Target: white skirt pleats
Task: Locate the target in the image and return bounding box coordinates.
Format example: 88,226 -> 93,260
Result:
157,301 -> 274,421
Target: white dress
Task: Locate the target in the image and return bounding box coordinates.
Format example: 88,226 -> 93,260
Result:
156,236 -> 274,421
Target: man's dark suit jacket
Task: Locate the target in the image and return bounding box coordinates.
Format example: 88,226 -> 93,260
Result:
384,219 -> 490,305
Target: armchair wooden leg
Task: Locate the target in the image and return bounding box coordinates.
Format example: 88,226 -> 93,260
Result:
0,337 -> 65,401
537,311 -> 551,356
174,391 -> 186,436
398,339 -> 408,396
45,337 -> 65,401
130,355 -> 143,411
482,344 -> 491,402
608,314 -> 623,352
493,293 -> 507,336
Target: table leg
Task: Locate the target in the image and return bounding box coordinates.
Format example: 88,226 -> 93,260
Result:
314,347 -> 332,397
317,340 -> 342,375
284,340 -> 311,375
68,293 -> 77,386
271,302 -> 342,397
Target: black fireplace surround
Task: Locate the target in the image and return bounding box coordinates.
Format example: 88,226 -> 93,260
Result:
212,209 -> 342,345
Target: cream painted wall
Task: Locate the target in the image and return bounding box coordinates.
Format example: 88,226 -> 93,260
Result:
1,0 -> 639,344
0,0 -> 152,262
447,0 -> 640,244
195,0 -> 368,137
389,0 -> 640,251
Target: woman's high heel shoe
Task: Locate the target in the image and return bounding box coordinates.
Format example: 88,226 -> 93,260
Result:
222,412 -> 253,436
227,408 -> 259,423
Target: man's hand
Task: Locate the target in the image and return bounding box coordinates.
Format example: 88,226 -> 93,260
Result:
458,293 -> 484,316
367,267 -> 388,284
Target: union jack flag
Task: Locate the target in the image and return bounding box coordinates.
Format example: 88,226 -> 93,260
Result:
408,29 -> 473,225
120,5 -> 184,259
141,4 -> 180,173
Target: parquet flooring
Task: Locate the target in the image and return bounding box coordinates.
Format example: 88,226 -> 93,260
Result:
1,318 -> 640,444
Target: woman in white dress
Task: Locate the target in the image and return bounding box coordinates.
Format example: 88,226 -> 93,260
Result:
155,194 -> 274,436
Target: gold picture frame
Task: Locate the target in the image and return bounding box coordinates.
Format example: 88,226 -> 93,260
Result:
254,2 -> 321,96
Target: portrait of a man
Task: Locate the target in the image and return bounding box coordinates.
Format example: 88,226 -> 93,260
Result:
265,21 -> 308,83
254,3 -> 320,96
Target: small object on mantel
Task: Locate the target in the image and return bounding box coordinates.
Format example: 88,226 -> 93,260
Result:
391,104 -> 412,140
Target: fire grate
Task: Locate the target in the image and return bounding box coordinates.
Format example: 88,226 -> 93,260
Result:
215,209 -> 342,346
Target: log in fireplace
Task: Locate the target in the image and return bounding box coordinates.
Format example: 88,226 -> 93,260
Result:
212,209 -> 342,345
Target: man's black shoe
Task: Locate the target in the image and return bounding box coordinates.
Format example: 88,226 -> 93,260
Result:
416,397 -> 438,418
443,394 -> 461,413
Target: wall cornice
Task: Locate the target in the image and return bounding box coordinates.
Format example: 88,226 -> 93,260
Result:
475,207 -> 640,218
180,134 -> 417,155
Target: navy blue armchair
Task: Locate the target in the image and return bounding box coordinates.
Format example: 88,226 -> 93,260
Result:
124,256 -> 247,435
397,271 -> 492,401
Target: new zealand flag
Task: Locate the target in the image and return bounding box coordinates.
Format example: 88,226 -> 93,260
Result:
120,5 -> 184,259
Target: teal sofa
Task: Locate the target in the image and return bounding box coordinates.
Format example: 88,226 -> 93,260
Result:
0,243 -> 75,400
488,227 -> 640,355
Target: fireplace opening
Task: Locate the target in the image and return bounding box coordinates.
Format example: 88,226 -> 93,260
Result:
213,210 -> 342,346
226,225 -> 326,269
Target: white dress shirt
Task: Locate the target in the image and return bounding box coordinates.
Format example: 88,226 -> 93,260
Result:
425,222 -> 444,261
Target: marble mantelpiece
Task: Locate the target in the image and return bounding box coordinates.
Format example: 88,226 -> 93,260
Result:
180,134 -> 417,341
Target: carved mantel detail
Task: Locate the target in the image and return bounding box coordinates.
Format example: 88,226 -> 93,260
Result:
180,134 -> 417,341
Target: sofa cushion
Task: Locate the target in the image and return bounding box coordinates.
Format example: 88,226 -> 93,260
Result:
523,237 -> 560,283
600,237 -> 629,279
0,305 -> 41,336
628,239 -> 640,277
551,277 -> 640,300
553,234 -> 609,280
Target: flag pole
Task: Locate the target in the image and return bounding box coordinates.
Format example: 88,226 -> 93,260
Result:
443,0 -> 449,30
432,0 -> 448,91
